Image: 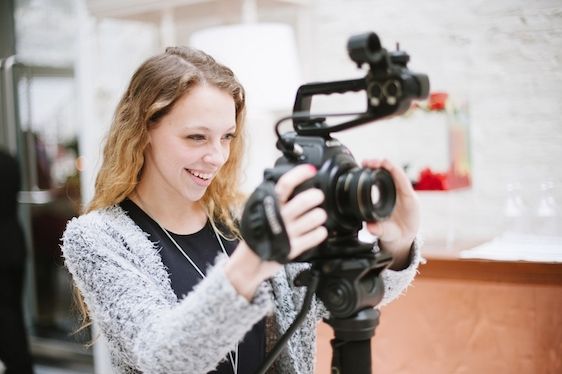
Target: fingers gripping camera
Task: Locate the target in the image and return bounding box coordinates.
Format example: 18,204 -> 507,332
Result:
240,181 -> 292,263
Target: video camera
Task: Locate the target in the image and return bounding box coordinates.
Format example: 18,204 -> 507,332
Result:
242,31 -> 429,263
246,32 -> 429,374
247,31 -> 429,374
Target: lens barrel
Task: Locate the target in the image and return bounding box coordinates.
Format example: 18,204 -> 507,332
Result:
336,167 -> 396,222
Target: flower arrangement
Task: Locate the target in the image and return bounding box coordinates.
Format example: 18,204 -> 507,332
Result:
410,92 -> 472,191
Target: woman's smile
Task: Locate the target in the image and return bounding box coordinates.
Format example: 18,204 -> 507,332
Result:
185,168 -> 214,187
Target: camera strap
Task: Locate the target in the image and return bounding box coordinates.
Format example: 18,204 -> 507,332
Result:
240,181 -> 291,263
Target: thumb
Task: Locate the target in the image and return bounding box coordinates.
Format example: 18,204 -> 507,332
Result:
367,221 -> 404,243
366,221 -> 385,238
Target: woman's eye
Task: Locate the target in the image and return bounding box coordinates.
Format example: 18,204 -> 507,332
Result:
187,134 -> 206,141
222,133 -> 236,141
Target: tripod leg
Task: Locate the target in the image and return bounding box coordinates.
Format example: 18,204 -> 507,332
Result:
327,308 -> 380,374
331,338 -> 372,374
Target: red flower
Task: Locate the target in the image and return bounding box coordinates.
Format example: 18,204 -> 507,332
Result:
428,92 -> 448,111
414,168 -> 448,190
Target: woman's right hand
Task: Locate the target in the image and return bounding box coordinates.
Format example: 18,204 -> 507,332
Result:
224,164 -> 328,300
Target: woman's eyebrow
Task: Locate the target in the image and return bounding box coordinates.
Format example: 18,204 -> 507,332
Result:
183,125 -> 236,132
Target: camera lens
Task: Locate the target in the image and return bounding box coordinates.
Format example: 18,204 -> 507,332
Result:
336,167 -> 396,222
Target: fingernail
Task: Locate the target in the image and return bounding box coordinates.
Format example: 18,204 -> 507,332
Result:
308,164 -> 317,172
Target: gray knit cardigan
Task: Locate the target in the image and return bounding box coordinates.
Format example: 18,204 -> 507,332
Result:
61,205 -> 421,374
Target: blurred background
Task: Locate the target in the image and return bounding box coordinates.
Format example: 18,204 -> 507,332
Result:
1,0 -> 561,373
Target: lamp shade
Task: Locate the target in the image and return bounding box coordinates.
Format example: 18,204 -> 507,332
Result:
190,23 -> 301,112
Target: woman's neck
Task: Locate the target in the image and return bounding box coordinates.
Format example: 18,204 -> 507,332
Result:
129,184 -> 207,235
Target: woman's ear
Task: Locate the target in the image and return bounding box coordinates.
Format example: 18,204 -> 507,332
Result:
146,128 -> 152,145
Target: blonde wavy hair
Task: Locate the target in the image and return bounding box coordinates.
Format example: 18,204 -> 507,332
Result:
76,47 -> 247,328
86,46 -> 246,234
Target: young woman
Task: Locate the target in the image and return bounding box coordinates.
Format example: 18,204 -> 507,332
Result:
62,46 -> 421,374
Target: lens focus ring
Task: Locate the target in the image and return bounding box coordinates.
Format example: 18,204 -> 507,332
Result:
337,167 -> 396,222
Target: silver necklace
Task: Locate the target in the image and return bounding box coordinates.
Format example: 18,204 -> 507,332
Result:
134,196 -> 238,374
158,222 -> 238,374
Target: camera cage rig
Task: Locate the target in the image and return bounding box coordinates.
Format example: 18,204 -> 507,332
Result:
253,31 -> 429,374
278,32 -> 429,147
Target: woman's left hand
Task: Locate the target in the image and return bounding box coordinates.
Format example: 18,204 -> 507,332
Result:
362,159 -> 420,270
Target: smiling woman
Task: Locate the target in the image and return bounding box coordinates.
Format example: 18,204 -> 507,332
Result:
86,47 -> 248,237
60,46 -> 422,374
133,85 -> 237,233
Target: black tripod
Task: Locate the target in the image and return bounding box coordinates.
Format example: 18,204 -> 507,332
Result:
255,246 -> 393,374
328,308 -> 380,374
316,251 -> 391,374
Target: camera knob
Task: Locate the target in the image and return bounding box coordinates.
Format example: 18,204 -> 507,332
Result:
390,48 -> 410,67
319,278 -> 358,317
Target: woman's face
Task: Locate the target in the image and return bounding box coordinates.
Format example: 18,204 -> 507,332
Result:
142,84 -> 237,204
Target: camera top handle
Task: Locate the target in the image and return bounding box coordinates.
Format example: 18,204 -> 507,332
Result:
292,31 -> 429,136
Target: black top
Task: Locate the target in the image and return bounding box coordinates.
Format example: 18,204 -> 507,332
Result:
120,199 -> 266,374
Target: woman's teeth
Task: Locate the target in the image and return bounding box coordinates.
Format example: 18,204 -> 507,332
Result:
187,169 -> 212,180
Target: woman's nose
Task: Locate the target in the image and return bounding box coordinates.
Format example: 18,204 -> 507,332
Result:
203,141 -> 227,166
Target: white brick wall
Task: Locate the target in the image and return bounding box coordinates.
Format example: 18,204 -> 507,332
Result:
83,0 -> 562,242
295,0 -> 562,241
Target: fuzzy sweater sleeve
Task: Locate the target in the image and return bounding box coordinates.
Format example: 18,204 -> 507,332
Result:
62,213 -> 272,374
378,236 -> 423,307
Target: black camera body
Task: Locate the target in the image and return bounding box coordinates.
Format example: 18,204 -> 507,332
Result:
264,134 -> 396,261
262,31 -> 429,262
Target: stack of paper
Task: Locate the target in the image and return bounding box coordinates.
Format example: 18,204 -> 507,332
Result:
459,233 -> 562,262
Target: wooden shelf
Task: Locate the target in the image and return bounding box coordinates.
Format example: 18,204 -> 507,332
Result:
420,238 -> 562,285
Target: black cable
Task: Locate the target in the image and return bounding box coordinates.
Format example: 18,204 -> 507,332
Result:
254,270 -> 321,374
